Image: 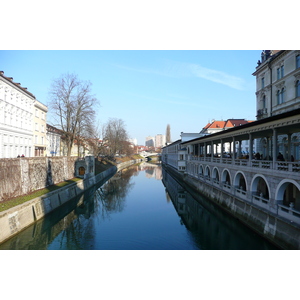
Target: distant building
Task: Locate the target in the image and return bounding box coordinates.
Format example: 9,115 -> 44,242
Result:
145,136 -> 155,147
180,132 -> 204,142
200,119 -> 253,135
155,134 -> 166,148
200,119 -> 255,154
46,124 -> 62,156
128,138 -> 137,146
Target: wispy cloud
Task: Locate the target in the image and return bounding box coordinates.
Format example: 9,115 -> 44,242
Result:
187,63 -> 245,90
113,60 -> 246,91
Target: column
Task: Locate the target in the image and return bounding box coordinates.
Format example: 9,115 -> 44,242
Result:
266,137 -> 270,160
287,133 -> 292,161
232,137 -> 236,162
272,129 -> 278,166
220,139 -> 223,163
249,133 -> 253,160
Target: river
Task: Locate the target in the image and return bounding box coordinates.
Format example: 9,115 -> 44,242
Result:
0,162 -> 278,250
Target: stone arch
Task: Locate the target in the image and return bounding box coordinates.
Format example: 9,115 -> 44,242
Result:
212,167 -> 220,184
276,179 -> 300,210
199,164 -> 204,176
251,174 -> 270,200
205,165 -> 211,178
234,171 -> 247,191
221,169 -> 231,186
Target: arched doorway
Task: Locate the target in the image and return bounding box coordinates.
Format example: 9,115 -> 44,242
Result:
79,166 -> 85,176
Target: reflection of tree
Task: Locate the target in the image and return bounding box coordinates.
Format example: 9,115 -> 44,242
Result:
95,167 -> 135,214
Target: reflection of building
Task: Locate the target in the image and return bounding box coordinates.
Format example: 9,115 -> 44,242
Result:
0,71 -> 36,158
140,162 -> 162,180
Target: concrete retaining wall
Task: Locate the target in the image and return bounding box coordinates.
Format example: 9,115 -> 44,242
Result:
0,159 -> 142,245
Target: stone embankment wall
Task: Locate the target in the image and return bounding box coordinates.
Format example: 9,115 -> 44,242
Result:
163,164 -> 300,250
0,157 -> 77,202
0,158 -> 143,245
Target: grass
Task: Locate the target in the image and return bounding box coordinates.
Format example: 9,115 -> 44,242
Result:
0,178 -> 81,213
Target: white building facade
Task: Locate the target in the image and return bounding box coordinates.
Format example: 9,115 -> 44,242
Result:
0,72 -> 35,158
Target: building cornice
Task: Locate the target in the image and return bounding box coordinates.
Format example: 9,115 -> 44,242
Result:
0,71 -> 36,100
252,50 -> 286,76
34,100 -> 48,112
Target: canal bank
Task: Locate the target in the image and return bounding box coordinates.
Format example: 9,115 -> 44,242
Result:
162,163 -> 300,250
0,159 -> 143,245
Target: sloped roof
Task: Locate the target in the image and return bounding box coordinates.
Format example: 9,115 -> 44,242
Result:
225,119 -> 252,128
0,71 -> 36,99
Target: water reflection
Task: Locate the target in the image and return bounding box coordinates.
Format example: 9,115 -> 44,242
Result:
0,162 -> 278,250
162,167 -> 278,250
0,163 -> 162,250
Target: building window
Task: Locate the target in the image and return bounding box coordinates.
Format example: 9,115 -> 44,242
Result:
277,65 -> 284,80
277,88 -> 285,104
296,80 -> 300,98
261,77 -> 265,89
262,95 -> 266,108
297,55 -> 300,69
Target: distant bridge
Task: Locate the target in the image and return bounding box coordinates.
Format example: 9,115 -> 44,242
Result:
139,152 -> 161,158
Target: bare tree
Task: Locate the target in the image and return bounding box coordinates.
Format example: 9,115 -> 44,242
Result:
48,73 -> 98,156
103,118 -> 129,158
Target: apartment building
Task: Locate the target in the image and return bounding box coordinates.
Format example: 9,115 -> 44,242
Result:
0,71 -> 35,158
253,50 -> 300,159
253,50 -> 300,120
0,71 -> 48,158
33,100 -> 48,156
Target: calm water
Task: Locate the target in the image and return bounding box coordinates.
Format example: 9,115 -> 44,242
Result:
0,162 -> 278,250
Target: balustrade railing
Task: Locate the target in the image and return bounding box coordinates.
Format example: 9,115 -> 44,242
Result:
252,194 -> 269,205
187,155 -> 299,173
278,204 -> 300,223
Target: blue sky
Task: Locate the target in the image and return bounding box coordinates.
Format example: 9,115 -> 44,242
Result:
0,50 -> 261,145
